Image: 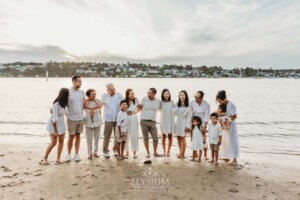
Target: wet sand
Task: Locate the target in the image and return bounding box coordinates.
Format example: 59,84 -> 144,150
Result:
0,135 -> 299,200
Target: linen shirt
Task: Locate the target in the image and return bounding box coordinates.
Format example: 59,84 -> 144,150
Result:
117,110 -> 128,132
67,87 -> 85,121
208,123 -> 222,144
190,100 -> 210,125
101,92 -> 123,122
140,97 -> 161,121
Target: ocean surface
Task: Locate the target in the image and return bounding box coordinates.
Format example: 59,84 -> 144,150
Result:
0,78 -> 299,157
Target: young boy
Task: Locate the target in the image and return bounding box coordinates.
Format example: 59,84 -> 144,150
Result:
114,100 -> 128,160
208,112 -> 222,165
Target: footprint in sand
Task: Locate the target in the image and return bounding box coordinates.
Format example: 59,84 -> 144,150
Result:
229,188 -> 239,193
1,166 -> 12,172
0,154 -> 5,157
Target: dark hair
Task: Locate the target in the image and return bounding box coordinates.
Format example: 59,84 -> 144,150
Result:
120,99 -> 128,106
197,91 -> 205,99
210,112 -> 219,119
125,88 -> 136,105
149,87 -> 157,94
218,104 -> 227,113
53,88 -> 69,108
192,116 -> 202,130
216,90 -> 226,101
161,89 -> 171,101
177,90 -> 189,107
86,89 -> 96,97
72,75 -> 81,82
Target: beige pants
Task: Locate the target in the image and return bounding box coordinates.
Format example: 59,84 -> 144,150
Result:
140,120 -> 158,144
102,122 -> 117,153
85,126 -> 101,156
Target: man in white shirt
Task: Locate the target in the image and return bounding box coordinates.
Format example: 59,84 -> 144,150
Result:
140,88 -> 162,158
101,83 -> 123,158
66,75 -> 85,162
190,91 -> 210,159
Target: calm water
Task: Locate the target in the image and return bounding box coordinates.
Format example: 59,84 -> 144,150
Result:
0,78 -> 299,156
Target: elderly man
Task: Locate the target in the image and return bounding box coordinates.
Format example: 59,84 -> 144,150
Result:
190,90 -> 210,160
101,83 -> 123,158
140,88 -> 162,158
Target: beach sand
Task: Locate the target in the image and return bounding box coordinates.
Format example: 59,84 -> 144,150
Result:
0,135 -> 299,200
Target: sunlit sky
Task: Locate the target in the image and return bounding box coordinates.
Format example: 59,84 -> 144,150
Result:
0,0 -> 300,68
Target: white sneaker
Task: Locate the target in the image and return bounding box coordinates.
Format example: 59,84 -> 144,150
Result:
113,150 -> 118,157
66,154 -> 72,162
103,152 -> 110,158
74,154 -> 81,162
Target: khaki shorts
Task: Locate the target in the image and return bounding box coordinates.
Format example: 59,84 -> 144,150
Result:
67,119 -> 84,135
210,144 -> 220,151
116,132 -> 128,143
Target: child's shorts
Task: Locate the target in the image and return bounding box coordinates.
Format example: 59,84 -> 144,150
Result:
116,132 -> 128,143
210,144 -> 220,151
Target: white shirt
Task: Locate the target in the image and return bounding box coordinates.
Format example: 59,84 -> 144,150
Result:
140,97 -> 161,121
67,87 -> 85,121
101,92 -> 123,122
84,99 -> 102,128
208,123 -> 222,144
190,100 -> 210,125
117,110 -> 128,132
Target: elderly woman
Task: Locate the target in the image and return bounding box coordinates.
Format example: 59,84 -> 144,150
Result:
84,89 -> 102,159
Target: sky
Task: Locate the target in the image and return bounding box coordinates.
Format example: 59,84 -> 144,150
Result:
0,0 -> 300,68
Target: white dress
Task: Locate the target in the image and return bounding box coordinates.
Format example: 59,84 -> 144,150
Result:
160,101 -> 175,134
191,127 -> 203,151
227,101 -> 240,159
125,98 -> 140,152
174,104 -> 192,137
219,115 -> 231,159
47,102 -> 66,135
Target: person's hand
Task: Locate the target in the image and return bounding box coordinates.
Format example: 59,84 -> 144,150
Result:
218,140 -> 222,145
203,139 -> 206,144
90,110 -> 94,118
54,130 -> 59,136
184,127 -> 188,132
201,126 -> 206,133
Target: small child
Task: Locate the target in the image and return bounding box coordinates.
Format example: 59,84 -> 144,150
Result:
218,104 -> 231,129
190,116 -> 205,162
114,100 -> 129,160
208,113 -> 222,165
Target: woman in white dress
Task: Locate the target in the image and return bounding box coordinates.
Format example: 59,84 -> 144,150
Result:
216,90 -> 240,165
40,88 -> 69,165
190,116 -> 204,161
217,104 -> 231,161
174,90 -> 192,158
124,89 -> 141,158
160,89 -> 175,157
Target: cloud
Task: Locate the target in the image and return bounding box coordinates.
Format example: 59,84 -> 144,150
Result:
0,0 -> 299,68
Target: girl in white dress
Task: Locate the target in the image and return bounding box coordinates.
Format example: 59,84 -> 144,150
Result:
174,90 -> 192,158
40,88 -> 69,165
190,116 -> 204,162
124,89 -> 141,158
216,90 -> 240,165
160,89 -> 175,156
218,104 -> 231,161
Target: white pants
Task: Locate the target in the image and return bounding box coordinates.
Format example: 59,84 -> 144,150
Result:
85,126 -> 101,156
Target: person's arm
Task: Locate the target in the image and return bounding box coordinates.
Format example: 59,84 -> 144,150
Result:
202,103 -> 210,133
218,124 -> 222,145
229,103 -> 237,121
136,98 -> 142,112
185,106 -> 193,131
117,125 -> 122,138
117,114 -> 123,137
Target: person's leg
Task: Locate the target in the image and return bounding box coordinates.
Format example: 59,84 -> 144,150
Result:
149,122 -> 159,156
44,134 -> 58,160
75,133 -> 81,154
121,141 -> 126,158
177,136 -> 181,156
190,150 -> 195,161
162,134 -> 166,156
215,150 -> 219,165
167,134 -> 172,156
67,135 -> 75,154
85,128 -> 93,158
102,122 -> 113,153
94,126 -> 101,156
204,147 -> 208,160
198,150 -> 202,161
141,120 -> 150,156
112,122 -> 117,153
56,134 -> 65,161
182,137 -> 186,157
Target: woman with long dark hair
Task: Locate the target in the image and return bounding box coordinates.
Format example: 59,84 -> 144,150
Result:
216,90 -> 240,165
174,90 -> 192,158
124,88 -> 141,158
160,89 -> 175,157
40,88 -> 69,165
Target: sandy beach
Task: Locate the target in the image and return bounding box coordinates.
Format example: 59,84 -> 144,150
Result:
0,135 -> 299,200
